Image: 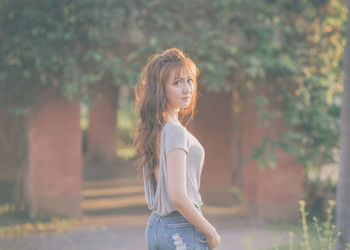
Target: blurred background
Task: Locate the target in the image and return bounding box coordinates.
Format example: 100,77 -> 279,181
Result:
0,0 -> 347,249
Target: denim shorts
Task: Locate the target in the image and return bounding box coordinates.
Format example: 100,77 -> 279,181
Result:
145,209 -> 209,250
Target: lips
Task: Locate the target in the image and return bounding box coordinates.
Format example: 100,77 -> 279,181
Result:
182,97 -> 191,102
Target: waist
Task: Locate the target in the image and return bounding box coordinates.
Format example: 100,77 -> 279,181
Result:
151,205 -> 202,219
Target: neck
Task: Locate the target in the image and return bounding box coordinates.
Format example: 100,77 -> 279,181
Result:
166,108 -> 179,123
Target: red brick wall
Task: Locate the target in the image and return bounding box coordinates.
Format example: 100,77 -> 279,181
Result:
26,90 -> 82,217
242,89 -> 303,220
88,85 -> 118,162
190,86 -> 234,205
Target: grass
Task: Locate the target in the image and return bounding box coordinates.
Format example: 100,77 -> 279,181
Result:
117,146 -> 136,160
0,204 -> 81,237
265,200 -> 344,250
267,219 -> 325,250
80,102 -> 138,160
117,107 -> 137,160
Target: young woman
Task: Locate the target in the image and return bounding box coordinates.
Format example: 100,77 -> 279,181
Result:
134,48 -> 221,250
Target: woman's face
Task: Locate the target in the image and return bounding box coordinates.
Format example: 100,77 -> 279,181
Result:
165,68 -> 194,111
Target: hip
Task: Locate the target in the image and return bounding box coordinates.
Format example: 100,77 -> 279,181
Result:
145,210 -> 208,250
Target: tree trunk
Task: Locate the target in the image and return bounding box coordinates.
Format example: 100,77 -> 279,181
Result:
0,107 -> 28,213
336,0 -> 350,248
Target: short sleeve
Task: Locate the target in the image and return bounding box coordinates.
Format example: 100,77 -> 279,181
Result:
164,125 -> 189,155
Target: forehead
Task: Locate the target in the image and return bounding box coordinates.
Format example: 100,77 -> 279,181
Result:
167,66 -> 193,81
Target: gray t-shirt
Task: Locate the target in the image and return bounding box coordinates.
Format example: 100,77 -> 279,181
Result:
143,121 -> 205,216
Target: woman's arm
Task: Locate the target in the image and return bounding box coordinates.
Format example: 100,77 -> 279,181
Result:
167,149 -> 221,249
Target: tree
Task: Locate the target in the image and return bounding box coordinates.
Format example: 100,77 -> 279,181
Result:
119,1 -> 345,207
0,0 -> 346,214
336,0 -> 350,248
117,0 -> 345,171
0,0 -> 119,211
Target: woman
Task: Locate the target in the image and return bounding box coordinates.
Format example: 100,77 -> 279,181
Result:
134,48 -> 221,250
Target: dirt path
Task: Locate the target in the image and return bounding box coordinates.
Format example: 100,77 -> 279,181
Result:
0,159 -> 290,250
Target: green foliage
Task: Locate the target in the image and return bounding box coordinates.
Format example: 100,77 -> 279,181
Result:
302,165 -> 337,220
275,0 -> 345,169
119,0 -> 345,170
0,0 -> 122,111
250,136 -> 277,170
0,0 -> 345,170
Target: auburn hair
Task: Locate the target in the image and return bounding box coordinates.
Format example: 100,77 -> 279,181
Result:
134,48 -> 199,178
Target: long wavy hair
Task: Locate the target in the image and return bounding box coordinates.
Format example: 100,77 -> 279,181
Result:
134,48 -> 199,178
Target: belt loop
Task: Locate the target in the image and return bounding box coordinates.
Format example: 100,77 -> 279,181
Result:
156,212 -> 161,222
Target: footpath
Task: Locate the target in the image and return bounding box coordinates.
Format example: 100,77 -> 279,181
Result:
0,159 -> 290,250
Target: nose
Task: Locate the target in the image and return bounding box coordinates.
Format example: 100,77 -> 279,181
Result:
182,82 -> 192,94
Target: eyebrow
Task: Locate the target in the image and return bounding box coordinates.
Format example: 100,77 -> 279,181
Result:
174,76 -> 193,80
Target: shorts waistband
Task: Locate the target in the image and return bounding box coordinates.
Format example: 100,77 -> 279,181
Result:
151,206 -> 202,218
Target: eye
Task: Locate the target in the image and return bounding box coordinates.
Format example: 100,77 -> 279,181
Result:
174,80 -> 182,85
187,79 -> 193,84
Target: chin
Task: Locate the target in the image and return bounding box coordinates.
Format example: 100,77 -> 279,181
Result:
175,102 -> 190,109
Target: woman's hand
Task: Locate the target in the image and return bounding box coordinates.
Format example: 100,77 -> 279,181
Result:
205,226 -> 221,249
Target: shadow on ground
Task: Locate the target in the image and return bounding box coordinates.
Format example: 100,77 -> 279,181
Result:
0,158 -> 290,250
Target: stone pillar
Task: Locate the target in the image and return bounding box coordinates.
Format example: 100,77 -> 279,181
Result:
190,86 -> 234,205
242,89 -> 303,220
27,90 -> 82,217
88,85 -> 118,162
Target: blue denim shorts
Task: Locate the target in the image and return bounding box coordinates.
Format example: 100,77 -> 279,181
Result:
145,210 -> 209,250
